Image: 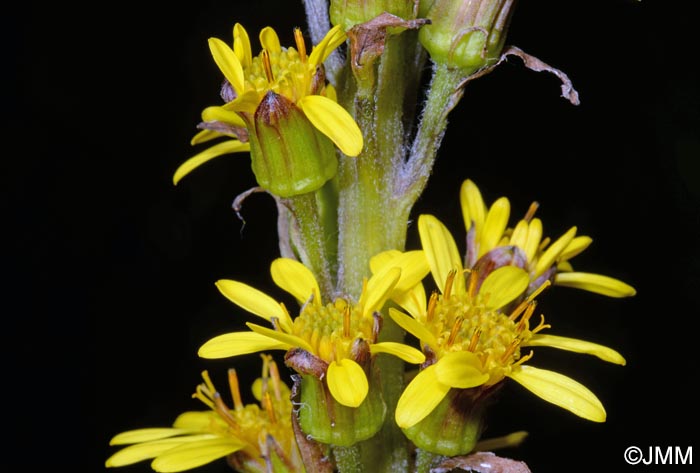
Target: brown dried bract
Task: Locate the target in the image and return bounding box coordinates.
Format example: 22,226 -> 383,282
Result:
347,12 -> 430,72
431,451 -> 532,473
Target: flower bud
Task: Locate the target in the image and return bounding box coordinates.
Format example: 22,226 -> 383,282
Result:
330,0 -> 417,30
401,385 -> 495,456
293,372 -> 387,447
248,91 -> 338,197
418,0 -> 516,72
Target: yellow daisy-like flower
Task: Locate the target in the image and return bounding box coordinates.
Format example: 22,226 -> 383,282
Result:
105,355 -> 303,472
198,255 -> 427,408
389,214 -> 626,432
173,23 -> 363,187
460,178 -> 636,297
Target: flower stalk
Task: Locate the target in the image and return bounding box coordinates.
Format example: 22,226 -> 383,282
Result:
106,2 -> 639,473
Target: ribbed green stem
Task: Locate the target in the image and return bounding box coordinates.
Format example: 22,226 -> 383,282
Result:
402,63 -> 466,206
287,188 -> 336,299
414,449 -> 441,473
337,34 -> 417,298
333,445 -> 364,473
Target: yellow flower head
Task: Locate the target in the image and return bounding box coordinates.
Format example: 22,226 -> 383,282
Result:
173,24 -> 363,187
388,214 -> 626,431
198,255 -> 427,408
460,178 -> 636,298
105,355 -> 302,472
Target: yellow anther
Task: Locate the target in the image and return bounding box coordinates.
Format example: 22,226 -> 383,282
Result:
538,236 -> 551,253
213,392 -> 238,429
294,27 -> 307,62
261,49 -> 274,83
427,292 -> 438,322
467,269 -> 479,298
523,201 -> 539,222
515,302 -> 536,333
228,368 -> 243,411
446,317 -> 464,346
501,338 -> 521,363
467,328 -> 481,352
343,305 -> 351,338
443,270 -> 457,299
527,279 -> 551,302
263,392 -> 277,424
268,357 -> 282,401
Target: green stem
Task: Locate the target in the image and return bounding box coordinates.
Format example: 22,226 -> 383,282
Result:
286,188 -> 336,299
337,34 -> 418,298
401,63 -> 466,207
333,445 -> 364,473
414,449 -> 441,473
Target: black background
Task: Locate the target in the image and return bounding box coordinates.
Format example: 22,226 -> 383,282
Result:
6,0 -> 698,472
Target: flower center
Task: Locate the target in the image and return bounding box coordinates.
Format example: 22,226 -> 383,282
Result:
293,298 -> 374,362
428,279 -> 550,383
246,28 -> 319,103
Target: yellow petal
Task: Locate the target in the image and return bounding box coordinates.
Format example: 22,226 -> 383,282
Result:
418,214 -> 465,295
523,218 -> 543,262
479,197 -> 510,256
214,280 -> 290,328
308,24 -> 346,67
389,308 -> 437,351
370,342 -> 426,364
384,250 -> 431,294
327,359 -> 368,407
259,26 -> 281,54
395,364 -> 451,428
197,331 -> 288,359
233,23 -> 252,68
434,352 -> 489,388
173,412 -> 223,430
535,226 -> 577,277
297,95 -> 363,157
526,334 -> 626,365
151,438 -> 244,472
369,249 -> 402,273
361,267 -> 400,318
474,431 -> 529,452
227,90 -> 261,114
460,179 -> 487,233
392,283 -> 427,320
509,220 -> 529,250
324,83 -> 338,101
110,428 -> 195,446
557,261 -> 574,272
190,129 -> 224,146
559,235 -> 592,261
106,435 -> 217,467
173,140 -> 250,185
200,106 -> 247,127
554,272 -> 637,297
508,365 -> 607,422
208,37 -> 244,93
270,257 -> 320,305
479,266 -> 529,309
246,323 -> 316,355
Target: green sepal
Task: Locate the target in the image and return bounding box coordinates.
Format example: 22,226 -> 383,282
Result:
297,372 -> 386,447
418,0 -> 515,72
249,91 -> 338,197
330,0 -> 417,31
401,387 -> 490,457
